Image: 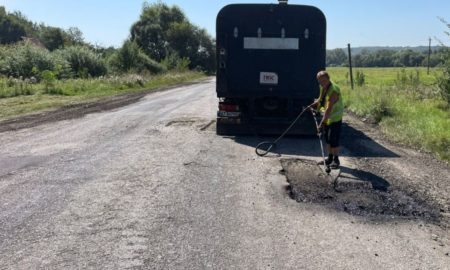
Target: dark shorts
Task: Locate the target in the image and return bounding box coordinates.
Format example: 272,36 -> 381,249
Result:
324,120 -> 342,148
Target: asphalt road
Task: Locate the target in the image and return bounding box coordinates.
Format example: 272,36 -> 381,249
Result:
0,79 -> 449,269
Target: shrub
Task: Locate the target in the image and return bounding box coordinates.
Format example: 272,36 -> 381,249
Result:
0,42 -> 73,80
54,45 -> 107,78
161,52 -> 190,72
0,42 -> 55,78
108,40 -> 165,74
41,70 -> 56,93
369,95 -> 392,123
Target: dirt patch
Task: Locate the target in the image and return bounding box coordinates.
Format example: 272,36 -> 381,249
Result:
281,158 -> 441,223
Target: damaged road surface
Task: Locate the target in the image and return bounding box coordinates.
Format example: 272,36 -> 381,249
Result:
0,79 -> 449,269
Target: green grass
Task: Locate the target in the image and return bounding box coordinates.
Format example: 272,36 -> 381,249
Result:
0,71 -> 206,121
327,67 -> 450,162
329,67 -> 440,87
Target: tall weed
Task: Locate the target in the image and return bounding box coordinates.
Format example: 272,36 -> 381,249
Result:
355,70 -> 366,87
0,76 -> 35,98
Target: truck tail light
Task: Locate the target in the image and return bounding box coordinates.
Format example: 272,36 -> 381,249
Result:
219,103 -> 240,112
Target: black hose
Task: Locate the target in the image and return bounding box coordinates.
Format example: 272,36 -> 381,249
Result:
255,103 -> 315,157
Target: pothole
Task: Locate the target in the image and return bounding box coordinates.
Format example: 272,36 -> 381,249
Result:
281,158 -> 441,222
165,120 -> 197,127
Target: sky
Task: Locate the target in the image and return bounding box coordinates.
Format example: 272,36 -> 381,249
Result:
0,0 -> 449,49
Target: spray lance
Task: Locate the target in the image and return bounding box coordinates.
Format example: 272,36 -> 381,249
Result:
255,103 -> 331,174
311,110 -> 331,174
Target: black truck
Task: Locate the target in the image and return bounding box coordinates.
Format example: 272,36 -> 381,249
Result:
215,1 -> 326,135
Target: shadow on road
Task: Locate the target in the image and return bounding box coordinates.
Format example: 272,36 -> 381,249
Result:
339,166 -> 391,192
229,122 -> 400,158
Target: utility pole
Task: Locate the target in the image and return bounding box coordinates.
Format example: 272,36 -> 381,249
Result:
348,43 -> 354,90
427,38 -> 431,75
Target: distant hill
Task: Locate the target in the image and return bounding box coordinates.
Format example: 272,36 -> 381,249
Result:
343,46 -> 445,55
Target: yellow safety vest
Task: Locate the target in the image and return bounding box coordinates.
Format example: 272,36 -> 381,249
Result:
319,81 -> 344,125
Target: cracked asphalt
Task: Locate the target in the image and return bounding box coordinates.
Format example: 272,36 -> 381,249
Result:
1,78 -> 449,269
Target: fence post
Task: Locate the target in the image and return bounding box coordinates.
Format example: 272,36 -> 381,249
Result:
427,38 -> 431,75
348,43 -> 354,89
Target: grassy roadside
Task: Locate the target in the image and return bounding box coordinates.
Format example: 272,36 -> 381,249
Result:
0,71 -> 206,121
328,67 -> 450,162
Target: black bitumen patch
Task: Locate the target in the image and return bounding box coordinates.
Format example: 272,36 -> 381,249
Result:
281,158 -> 441,223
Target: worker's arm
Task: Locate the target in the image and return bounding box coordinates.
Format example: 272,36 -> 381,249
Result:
312,89 -> 325,110
319,91 -> 338,128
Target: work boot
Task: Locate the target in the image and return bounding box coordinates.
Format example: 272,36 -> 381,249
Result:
330,157 -> 340,169
317,155 -> 333,166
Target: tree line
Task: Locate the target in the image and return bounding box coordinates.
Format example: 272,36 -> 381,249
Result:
327,47 -> 446,67
0,2 -> 216,81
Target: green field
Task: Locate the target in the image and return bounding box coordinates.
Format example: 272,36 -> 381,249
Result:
328,67 -> 439,87
327,67 -> 450,162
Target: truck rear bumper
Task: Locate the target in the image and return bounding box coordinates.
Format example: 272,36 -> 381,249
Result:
216,116 -> 316,136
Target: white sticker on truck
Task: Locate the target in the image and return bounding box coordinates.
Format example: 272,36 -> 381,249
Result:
244,37 -> 299,50
260,72 -> 278,85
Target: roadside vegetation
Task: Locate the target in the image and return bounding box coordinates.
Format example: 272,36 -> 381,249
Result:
328,67 -> 450,162
0,2 -> 213,120
0,72 -> 204,120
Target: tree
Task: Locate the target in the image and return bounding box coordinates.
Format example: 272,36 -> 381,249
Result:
9,10 -> 35,37
130,1 -> 216,72
189,27 -> 215,72
422,48 -> 446,67
130,2 -> 186,61
0,7 -> 26,44
373,50 -> 395,67
166,21 -> 215,71
109,40 -> 164,74
326,48 -> 347,67
393,49 -> 425,67
65,27 -> 84,46
39,26 -> 65,51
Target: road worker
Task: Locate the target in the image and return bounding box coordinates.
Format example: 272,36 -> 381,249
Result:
312,70 -> 344,169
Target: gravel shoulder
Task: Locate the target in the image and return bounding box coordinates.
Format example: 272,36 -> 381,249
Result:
341,113 -> 450,224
